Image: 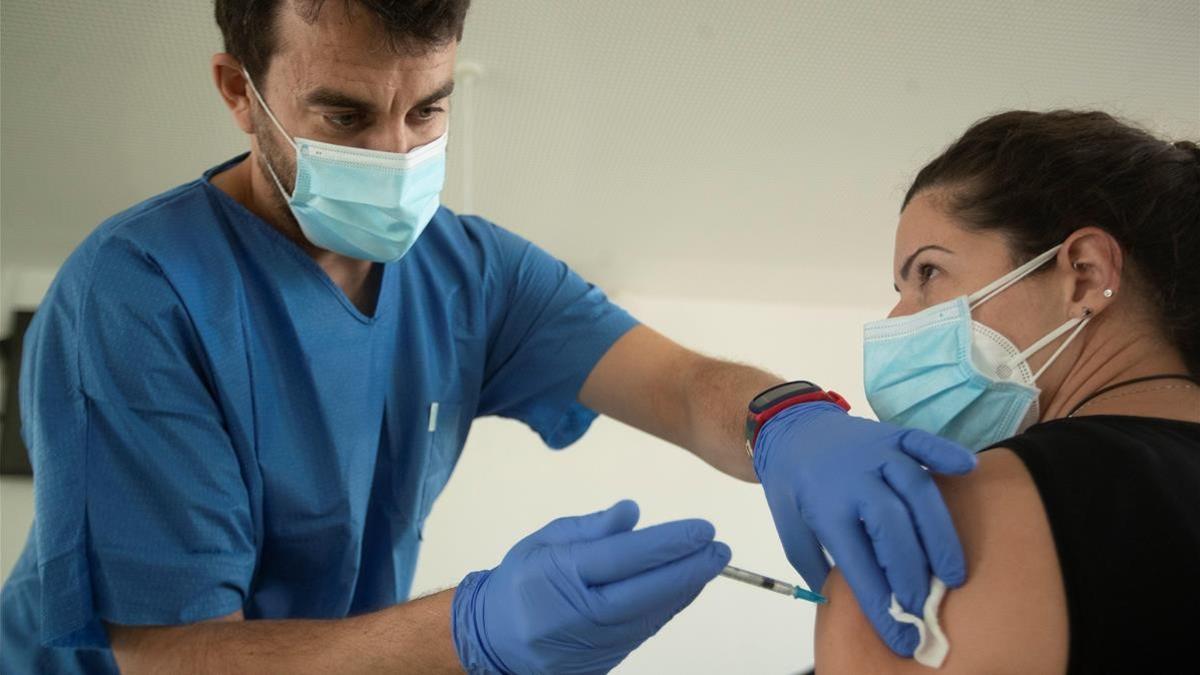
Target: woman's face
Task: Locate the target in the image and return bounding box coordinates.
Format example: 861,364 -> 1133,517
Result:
889,190 -> 1068,375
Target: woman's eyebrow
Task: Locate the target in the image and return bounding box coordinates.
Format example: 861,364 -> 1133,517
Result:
900,245 -> 954,281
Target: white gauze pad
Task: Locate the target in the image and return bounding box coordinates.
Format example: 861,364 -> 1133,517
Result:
888,576 -> 950,668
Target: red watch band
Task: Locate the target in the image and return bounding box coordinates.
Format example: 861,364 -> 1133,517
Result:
746,389 -> 850,456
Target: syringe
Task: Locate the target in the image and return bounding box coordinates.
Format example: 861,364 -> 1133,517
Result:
719,565 -> 828,604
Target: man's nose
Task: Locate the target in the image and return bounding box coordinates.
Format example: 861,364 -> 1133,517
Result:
373,122 -> 441,154
373,128 -> 416,154
887,299 -> 910,319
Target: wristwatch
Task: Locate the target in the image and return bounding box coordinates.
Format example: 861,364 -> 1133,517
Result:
745,380 -> 851,456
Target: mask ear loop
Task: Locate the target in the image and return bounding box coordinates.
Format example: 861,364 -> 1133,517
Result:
242,70 -> 297,151
996,309 -> 1092,381
242,69 -> 299,201
966,243 -> 1090,381
969,245 -> 1063,310
1030,310 -> 1091,381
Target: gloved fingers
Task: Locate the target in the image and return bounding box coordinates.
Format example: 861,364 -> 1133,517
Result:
857,480 -> 932,615
573,519 -> 716,586
527,500 -> 640,546
768,489 -> 829,591
881,458 -> 967,588
897,429 -> 977,475
816,511 -> 920,657
588,541 -> 731,626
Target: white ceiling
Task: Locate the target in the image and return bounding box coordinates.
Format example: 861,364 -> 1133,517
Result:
2,0 -> 1198,308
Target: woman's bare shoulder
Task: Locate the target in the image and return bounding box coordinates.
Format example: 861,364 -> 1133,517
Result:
814,448 -> 1069,675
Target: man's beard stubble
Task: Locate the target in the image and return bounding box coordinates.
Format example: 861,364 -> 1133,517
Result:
249,104 -> 311,250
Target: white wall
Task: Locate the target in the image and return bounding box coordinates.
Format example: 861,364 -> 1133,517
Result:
0,478 -> 34,581
3,1 -> 1197,305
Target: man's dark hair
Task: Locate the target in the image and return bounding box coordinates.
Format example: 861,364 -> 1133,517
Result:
215,0 -> 471,83
904,110 -> 1200,375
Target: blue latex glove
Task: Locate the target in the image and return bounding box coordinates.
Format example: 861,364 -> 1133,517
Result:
754,402 -> 977,656
452,500 -> 731,674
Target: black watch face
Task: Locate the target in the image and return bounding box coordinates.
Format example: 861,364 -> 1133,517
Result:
749,380 -> 819,413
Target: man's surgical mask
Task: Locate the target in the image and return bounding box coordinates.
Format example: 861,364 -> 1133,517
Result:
863,245 -> 1091,451
244,70 -> 447,263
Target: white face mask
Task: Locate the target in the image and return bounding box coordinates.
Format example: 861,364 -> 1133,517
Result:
863,245 -> 1092,450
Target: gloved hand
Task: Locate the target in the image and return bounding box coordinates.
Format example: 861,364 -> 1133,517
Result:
754,402 -> 977,656
451,500 -> 731,674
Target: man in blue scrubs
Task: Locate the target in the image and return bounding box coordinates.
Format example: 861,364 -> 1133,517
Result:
1,1 -> 980,672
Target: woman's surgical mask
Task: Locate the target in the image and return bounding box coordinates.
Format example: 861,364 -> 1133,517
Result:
863,245 -> 1090,450
244,70 -> 447,263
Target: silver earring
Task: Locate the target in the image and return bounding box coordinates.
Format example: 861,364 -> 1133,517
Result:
1103,289 -> 1114,298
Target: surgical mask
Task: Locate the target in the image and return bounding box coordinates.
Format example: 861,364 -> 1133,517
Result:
244,71 -> 447,262
863,245 -> 1091,451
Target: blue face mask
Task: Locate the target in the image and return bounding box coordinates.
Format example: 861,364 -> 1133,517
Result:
863,245 -> 1092,451
245,71 -> 447,263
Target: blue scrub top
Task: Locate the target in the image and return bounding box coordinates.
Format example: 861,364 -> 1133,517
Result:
0,155 -> 638,672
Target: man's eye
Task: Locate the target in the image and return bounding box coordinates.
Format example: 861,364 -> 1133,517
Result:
414,106 -> 444,121
324,113 -> 361,129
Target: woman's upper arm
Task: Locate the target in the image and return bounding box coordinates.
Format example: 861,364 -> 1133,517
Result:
814,448 -> 1069,674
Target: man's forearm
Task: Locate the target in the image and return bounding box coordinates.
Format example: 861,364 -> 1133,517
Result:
679,356 -> 782,482
580,325 -> 782,482
108,589 -> 462,675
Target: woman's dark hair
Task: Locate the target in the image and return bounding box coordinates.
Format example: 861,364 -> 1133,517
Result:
904,110 -> 1200,375
215,0 -> 471,85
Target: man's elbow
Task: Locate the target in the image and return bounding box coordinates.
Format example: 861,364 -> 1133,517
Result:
107,610 -> 243,674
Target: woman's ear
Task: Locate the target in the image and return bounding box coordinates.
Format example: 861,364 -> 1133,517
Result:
1058,227 -> 1124,318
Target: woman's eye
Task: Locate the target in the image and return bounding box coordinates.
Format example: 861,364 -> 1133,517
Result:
918,263 -> 940,285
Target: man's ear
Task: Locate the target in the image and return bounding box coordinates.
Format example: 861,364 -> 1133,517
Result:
212,53 -> 253,135
1058,226 -> 1124,318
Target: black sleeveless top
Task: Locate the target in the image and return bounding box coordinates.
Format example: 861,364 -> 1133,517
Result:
991,415 -> 1200,674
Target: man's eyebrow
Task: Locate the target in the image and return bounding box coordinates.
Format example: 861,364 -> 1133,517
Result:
303,87 -> 377,111
900,244 -> 954,281
413,80 -> 455,109
302,80 -> 454,113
